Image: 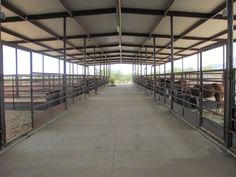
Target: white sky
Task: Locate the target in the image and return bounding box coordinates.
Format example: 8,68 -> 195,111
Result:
2,44 -> 235,75
111,64 -> 132,74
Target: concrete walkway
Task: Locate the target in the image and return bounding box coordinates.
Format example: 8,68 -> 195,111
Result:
0,84 -> 236,177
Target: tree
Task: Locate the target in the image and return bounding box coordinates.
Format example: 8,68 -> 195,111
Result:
110,70 -> 132,82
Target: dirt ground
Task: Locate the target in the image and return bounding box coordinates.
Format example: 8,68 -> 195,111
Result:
202,110 -> 224,125
5,110 -> 32,143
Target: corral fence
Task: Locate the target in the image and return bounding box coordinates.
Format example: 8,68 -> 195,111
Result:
2,73 -> 108,144
134,69 -> 236,150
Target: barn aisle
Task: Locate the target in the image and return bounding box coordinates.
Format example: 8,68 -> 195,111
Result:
0,84 -> 235,177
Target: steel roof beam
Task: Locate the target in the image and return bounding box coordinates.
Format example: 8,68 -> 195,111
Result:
9,32 -> 223,44
134,0 -> 175,61
76,57 -> 161,63
76,57 -> 166,65
150,1 -> 232,60
2,7 -> 236,23
164,24 -> 236,62
37,43 -> 198,53
59,0 -> 106,58
1,27 -> 81,62
55,50 -> 187,58
1,0 -> 93,60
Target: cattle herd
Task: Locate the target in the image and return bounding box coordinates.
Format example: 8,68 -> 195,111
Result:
137,76 -> 224,114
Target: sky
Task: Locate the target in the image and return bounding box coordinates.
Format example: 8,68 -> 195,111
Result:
111,64 -> 132,74
2,43 -> 235,75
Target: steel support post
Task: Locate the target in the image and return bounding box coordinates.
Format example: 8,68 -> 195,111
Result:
105,60 -> 106,79
108,61 -> 110,80
137,59 -> 139,80
83,37 -> 87,97
158,65 -> 161,100
103,59 -> 105,80
140,53 -> 142,77
145,47 -> 148,91
109,62 -> 111,80
151,65 -> 153,93
30,51 -> 34,128
136,57 -> 139,79
164,63 -> 166,101
199,52 -> 203,127
106,59 -> 108,80
42,53 -> 45,91
72,63 -> 75,104
133,59 -> 136,83
132,61 -> 134,82
94,48 -> 97,93
197,53 -> 200,85
223,45 -> 226,69
0,26 -> 6,147
15,48 -> 19,98
133,60 -> 135,83
170,16 -> 174,109
63,17 -> 67,109
153,36 -> 157,100
224,0 -> 234,148
99,54 -> 102,85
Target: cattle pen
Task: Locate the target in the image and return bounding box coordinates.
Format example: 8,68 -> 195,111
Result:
0,0 -> 236,177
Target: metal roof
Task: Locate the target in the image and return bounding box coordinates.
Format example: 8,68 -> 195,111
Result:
1,0 -> 235,65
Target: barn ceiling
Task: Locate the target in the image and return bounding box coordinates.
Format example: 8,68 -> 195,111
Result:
0,0 -> 235,65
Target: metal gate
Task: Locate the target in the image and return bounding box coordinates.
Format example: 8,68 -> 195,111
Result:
230,69 -> 236,150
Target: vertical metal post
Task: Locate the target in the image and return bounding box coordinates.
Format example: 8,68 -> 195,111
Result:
58,59 -> 60,87
223,45 -> 225,70
99,54 -> 102,85
137,59 -> 139,79
94,48 -> 97,93
134,61 -> 136,82
72,63 -> 75,104
170,16 -> 174,109
108,61 -> 110,80
104,60 -> 106,79
42,53 -> 45,91
30,51 -> 34,128
83,37 -> 87,97
158,65 -> 161,100
0,24 -> 6,147
224,0 -> 234,148
145,47 -> 148,90
108,61 -> 109,80
15,48 -> 19,98
153,36 -> 157,100
63,17 -> 67,109
106,59 -> 108,80
199,51 -> 203,127
103,59 -> 105,80
109,61 -> 111,80
164,63 -> 166,101
151,65 -> 153,92
197,53 -> 200,85
140,53 -> 142,77
136,59 -> 137,79
132,61 -> 134,82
